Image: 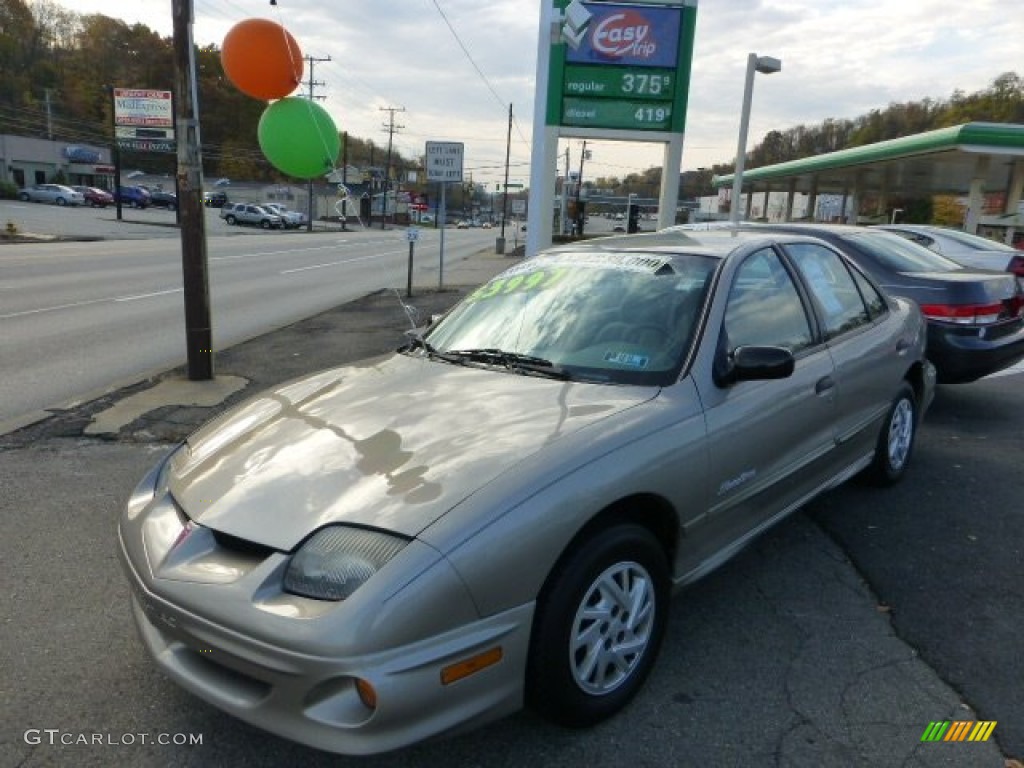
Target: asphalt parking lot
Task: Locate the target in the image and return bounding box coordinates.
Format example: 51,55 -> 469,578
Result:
1,217 -> 1021,766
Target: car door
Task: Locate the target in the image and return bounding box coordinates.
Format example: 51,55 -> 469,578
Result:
694,247 -> 838,544
783,242 -> 907,465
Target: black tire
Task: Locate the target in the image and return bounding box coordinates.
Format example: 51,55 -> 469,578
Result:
18,192 -> 30,202
865,382 -> 917,486
527,523 -> 669,727
225,215 -> 236,225
260,219 -> 271,229
56,197 -> 67,206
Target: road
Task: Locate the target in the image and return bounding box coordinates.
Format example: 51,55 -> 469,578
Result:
0,216 -> 496,431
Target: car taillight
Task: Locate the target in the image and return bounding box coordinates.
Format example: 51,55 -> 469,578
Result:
919,302 -> 1006,325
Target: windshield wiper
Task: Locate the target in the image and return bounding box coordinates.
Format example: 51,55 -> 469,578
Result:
443,348 -> 572,380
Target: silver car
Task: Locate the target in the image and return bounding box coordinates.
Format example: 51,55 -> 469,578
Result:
878,224 -> 1024,277
119,232 -> 934,755
264,202 -> 307,228
17,183 -> 85,206
220,202 -> 283,229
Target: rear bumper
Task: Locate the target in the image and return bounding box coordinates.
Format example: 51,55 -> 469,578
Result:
927,319 -> 1024,383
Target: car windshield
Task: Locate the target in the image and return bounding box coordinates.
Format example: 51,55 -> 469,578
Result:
843,231 -> 964,273
423,250 -> 717,386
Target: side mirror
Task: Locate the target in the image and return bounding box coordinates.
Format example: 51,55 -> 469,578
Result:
714,345 -> 795,387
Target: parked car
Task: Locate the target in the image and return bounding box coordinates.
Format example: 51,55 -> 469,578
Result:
17,183 -> 84,206
220,202 -> 283,229
203,191 -> 228,208
115,185 -> 151,209
668,223 -> 1024,383
263,202 -> 307,228
119,231 -> 934,755
878,224 -> 1024,277
72,185 -> 114,208
146,189 -> 178,210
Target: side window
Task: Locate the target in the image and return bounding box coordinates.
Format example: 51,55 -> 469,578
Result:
787,243 -> 871,338
723,248 -> 814,353
849,266 -> 887,319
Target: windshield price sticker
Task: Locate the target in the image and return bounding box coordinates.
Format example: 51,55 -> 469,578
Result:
466,268 -> 568,303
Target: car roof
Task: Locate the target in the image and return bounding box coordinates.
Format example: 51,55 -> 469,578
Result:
546,229 -> 838,261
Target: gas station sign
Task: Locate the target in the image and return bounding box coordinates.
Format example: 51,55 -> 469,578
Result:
547,1 -> 696,135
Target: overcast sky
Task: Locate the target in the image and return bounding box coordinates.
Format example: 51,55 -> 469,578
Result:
52,0 -> 1022,189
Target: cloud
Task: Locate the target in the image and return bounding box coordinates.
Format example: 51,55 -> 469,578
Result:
51,0 -> 1022,182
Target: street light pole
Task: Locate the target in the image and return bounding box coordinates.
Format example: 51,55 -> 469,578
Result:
730,53 -> 781,224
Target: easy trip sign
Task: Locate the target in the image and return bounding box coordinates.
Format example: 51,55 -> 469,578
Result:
566,3 -> 681,69
548,0 -> 695,135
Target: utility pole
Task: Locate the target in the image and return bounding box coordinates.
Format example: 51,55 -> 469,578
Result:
499,103 -> 512,247
303,54 -> 330,232
380,106 -> 405,229
44,89 -> 54,140
171,0 -> 212,379
340,130 -> 348,230
575,140 -> 589,236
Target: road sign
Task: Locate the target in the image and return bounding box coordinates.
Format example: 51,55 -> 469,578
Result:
406,227 -> 421,242
425,142 -> 465,183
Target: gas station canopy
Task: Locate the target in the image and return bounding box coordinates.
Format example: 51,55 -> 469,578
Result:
713,122 -> 1024,233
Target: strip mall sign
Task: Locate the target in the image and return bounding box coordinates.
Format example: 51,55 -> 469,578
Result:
113,89 -> 173,128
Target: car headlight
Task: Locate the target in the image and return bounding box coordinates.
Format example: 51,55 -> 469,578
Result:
284,526 -> 409,601
124,444 -> 180,520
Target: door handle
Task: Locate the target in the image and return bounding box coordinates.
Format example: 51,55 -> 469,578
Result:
815,376 -> 835,395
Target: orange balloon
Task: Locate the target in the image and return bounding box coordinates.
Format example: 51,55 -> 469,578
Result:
221,19 -> 304,101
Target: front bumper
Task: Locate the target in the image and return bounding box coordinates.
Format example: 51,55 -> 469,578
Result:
117,473 -> 533,755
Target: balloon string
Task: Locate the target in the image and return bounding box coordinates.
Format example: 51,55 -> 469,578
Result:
271,6 -> 342,177
269,9 -> 303,89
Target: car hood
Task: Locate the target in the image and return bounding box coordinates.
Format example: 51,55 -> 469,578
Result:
167,354 -> 657,551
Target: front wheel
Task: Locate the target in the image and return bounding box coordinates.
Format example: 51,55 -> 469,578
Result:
225,215 -> 236,225
865,382 -> 917,486
19,192 -> 30,202
56,197 -> 67,206
260,219 -> 271,229
527,523 -> 669,727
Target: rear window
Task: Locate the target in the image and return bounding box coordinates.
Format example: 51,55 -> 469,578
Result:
930,228 -> 1018,253
843,231 -> 964,273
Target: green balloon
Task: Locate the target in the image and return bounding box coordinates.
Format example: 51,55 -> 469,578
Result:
258,98 -> 341,179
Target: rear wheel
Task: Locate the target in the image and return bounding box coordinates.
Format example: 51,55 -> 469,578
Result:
866,382 -> 917,485
527,523 -> 669,727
